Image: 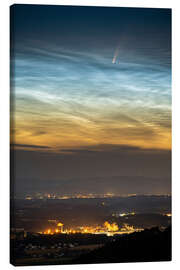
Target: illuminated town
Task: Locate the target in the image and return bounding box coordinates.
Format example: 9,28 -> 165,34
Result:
25,192 -> 136,200
24,192 -> 171,201
39,221 -> 144,236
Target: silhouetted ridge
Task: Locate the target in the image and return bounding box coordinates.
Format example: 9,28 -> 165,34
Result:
73,226 -> 171,264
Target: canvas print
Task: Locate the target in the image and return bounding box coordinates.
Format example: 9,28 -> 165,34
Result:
10,4 -> 171,266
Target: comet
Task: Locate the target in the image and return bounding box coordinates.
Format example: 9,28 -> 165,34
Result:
112,45 -> 120,64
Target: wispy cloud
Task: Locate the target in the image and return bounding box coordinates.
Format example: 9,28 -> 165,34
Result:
11,7 -> 171,152
11,143 -> 50,149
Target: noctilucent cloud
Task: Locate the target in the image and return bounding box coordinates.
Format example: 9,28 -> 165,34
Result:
10,5 -> 171,196
11,5 -> 171,152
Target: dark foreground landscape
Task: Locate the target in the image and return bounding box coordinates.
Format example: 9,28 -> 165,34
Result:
10,195 -> 171,265
11,226 -> 171,266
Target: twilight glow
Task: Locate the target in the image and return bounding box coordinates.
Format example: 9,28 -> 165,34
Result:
10,5 -> 171,196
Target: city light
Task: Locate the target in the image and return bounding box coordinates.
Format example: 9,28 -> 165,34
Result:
39,221 -> 143,236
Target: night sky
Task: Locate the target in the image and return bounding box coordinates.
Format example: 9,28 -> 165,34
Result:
10,5 -> 171,197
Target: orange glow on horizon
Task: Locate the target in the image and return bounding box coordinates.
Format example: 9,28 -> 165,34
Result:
11,108 -> 171,152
